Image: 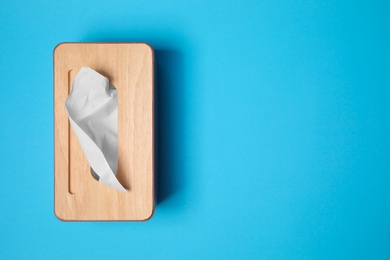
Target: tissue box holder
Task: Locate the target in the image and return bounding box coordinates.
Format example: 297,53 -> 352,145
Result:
54,43 -> 154,221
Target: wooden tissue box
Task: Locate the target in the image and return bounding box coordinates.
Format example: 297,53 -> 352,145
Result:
54,43 -> 154,221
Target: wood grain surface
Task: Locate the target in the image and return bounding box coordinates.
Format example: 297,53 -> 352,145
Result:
54,43 -> 154,221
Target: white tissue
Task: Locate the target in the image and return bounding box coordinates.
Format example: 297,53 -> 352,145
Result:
65,67 -> 126,192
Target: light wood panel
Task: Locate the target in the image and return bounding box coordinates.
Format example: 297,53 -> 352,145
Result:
54,43 -> 154,221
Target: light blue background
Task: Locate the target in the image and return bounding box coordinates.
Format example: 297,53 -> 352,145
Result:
0,0 -> 389,259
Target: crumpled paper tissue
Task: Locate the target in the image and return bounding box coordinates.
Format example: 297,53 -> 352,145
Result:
65,67 -> 126,192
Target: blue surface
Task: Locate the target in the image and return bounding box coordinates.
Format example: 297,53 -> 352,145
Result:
0,0 -> 389,259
